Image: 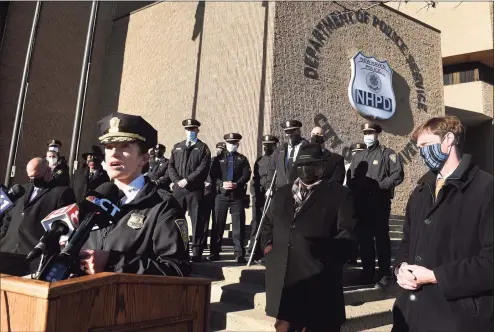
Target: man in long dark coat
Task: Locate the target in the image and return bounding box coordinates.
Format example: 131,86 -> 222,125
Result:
71,146 -> 110,202
310,126 -> 345,184
392,116 -> 493,332
260,143 -> 357,331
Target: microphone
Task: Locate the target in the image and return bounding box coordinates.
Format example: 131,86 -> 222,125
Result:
37,183 -> 121,282
40,203 -> 80,242
0,185 -> 13,215
26,221 -> 69,261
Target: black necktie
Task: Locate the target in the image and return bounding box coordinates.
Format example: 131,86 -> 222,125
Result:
287,146 -> 295,169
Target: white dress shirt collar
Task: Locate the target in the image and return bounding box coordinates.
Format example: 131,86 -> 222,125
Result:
115,175 -> 145,205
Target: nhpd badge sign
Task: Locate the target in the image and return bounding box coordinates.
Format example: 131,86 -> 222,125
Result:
348,52 -> 396,120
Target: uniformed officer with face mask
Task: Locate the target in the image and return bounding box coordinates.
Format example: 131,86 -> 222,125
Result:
266,120 -> 309,193
45,140 -> 70,187
348,123 -> 404,287
147,144 -> 171,191
208,133 -> 251,263
198,142 -> 226,261
247,135 -> 279,263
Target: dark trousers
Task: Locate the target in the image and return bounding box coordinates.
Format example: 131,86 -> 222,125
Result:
356,197 -> 392,278
248,194 -> 265,259
173,187 -> 204,256
199,191 -> 216,251
211,195 -> 246,256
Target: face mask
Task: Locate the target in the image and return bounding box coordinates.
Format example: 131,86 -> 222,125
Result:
186,131 -> 197,141
310,136 -> 325,145
47,156 -> 58,166
287,133 -> 302,146
363,134 -> 376,148
297,164 -> 321,184
30,170 -> 49,188
420,142 -> 450,172
263,145 -> 275,155
226,143 -> 238,153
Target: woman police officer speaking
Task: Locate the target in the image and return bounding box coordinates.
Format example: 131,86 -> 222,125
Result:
79,113 -> 190,277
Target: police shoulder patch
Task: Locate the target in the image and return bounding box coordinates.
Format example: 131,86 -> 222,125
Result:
175,219 -> 189,250
373,160 -> 379,165
390,154 -> 397,164
127,213 -> 145,229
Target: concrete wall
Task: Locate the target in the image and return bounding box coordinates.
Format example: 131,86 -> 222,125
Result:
444,81 -> 493,118
385,1 -> 494,60
104,1 -> 275,166
464,120 -> 494,175
270,2 -> 444,214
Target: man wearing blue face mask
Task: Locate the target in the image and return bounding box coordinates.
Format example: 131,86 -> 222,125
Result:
392,116 -> 493,332
168,119 -> 211,262
348,122 -> 404,287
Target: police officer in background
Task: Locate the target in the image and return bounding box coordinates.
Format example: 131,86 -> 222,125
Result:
310,126 -> 345,184
209,133 -> 251,263
71,145 -> 110,202
344,143 -> 366,186
45,140 -> 70,187
247,135 -> 279,263
266,120 -> 309,192
81,113 -> 190,277
348,123 -> 404,287
168,119 -> 211,262
199,142 -> 226,261
147,144 -> 171,191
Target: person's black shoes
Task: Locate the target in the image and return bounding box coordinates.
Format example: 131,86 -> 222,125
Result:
235,255 -> 247,264
206,254 -> 221,262
191,255 -> 202,263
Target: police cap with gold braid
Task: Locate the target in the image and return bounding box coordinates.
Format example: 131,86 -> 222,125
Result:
224,133 -> 242,143
361,122 -> 382,134
98,112 -> 158,149
262,135 -> 279,144
281,120 -> 302,131
350,142 -> 366,152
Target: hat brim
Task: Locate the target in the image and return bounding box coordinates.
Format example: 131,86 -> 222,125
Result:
225,139 -> 240,143
262,141 -> 278,144
99,132 -> 146,144
184,125 -> 199,129
293,156 -> 322,165
82,152 -> 103,159
283,126 -> 301,131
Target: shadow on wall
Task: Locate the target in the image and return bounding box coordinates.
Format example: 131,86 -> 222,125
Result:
99,14 -> 129,114
375,71 -> 414,136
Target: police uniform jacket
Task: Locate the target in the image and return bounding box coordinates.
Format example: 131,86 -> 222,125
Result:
52,160 -> 70,187
322,149 -> 346,185
0,183 -> 76,253
348,142 -> 404,198
205,157 -> 218,196
210,151 -> 251,199
147,157 -> 171,189
168,140 -> 211,191
71,163 -> 110,202
250,154 -> 272,196
260,181 -> 357,328
267,140 -> 309,190
392,155 -> 493,332
85,180 -> 191,277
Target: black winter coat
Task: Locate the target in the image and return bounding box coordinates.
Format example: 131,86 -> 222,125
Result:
147,157 -> 171,190
52,160 -> 70,187
168,140 -> 211,192
322,149 -> 345,185
250,154 -> 272,196
260,181 -> 357,328
71,164 -> 110,202
210,151 -> 251,199
85,180 -> 191,277
0,183 -> 76,254
267,140 -> 309,190
393,155 -> 494,332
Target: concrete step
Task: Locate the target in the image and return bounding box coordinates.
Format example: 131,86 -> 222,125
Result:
209,298 -> 395,331
210,280 -> 400,311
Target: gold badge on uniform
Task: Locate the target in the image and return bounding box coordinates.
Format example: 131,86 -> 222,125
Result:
127,213 -> 145,230
390,154 -> 397,164
373,160 -> 379,165
56,170 -> 62,175
175,219 -> 189,250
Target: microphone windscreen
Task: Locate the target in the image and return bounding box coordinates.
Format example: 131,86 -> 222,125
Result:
94,182 -> 120,205
9,184 -> 25,199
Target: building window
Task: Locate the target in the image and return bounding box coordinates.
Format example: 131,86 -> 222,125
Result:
443,62 -> 494,85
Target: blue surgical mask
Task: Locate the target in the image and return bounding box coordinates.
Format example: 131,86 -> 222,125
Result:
420,143 -> 449,171
186,131 -> 197,141
363,134 -> 376,148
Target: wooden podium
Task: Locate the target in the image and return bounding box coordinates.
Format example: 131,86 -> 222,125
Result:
0,272 -> 211,332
